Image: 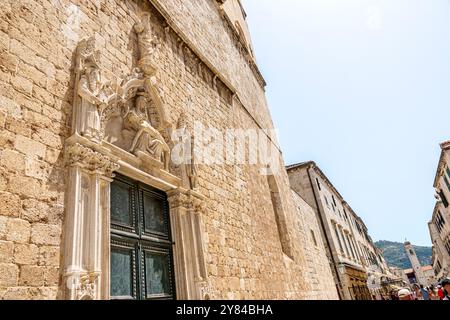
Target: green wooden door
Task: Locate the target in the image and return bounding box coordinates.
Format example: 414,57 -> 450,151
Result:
110,174 -> 175,300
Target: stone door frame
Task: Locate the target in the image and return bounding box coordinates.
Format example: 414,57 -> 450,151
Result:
62,134 -> 208,300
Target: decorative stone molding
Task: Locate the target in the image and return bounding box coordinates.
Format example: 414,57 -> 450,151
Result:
65,143 -> 120,177
167,190 -> 209,300
62,14 -> 209,300
76,273 -> 100,300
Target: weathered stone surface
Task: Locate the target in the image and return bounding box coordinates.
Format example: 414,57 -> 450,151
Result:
0,96 -> 22,118
0,150 -> 26,174
0,240 -> 14,263
14,135 -> 46,158
0,263 -> 18,286
19,265 -> 44,286
21,199 -> 49,223
0,216 -> 8,239
0,192 -> 21,217
11,75 -> 33,95
30,224 -> 60,246
25,159 -> 49,181
6,219 -> 30,244
0,111 -> 6,128
43,267 -> 59,286
38,246 -> 59,266
8,175 -> 42,199
13,243 -> 38,265
1,287 -> 32,300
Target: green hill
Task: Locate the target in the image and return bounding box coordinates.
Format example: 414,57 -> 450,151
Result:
374,240 -> 432,269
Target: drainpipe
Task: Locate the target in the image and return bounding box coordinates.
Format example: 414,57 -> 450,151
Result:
307,165 -> 344,300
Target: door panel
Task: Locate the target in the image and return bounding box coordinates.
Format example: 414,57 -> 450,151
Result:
110,174 -> 175,300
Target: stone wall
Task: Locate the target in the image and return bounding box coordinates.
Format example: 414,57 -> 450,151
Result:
291,190 -> 339,300
0,0 -> 334,300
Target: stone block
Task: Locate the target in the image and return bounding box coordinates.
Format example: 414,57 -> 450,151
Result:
0,111 -> 6,128
7,175 -> 42,199
6,218 -> 30,244
0,96 -> 22,118
25,158 -> 49,181
0,263 -> 18,286
43,267 -> 59,286
13,243 -> 38,265
18,62 -> 46,87
14,135 -> 46,158
11,75 -> 33,95
38,246 -> 59,266
0,192 -> 21,217
5,117 -> 31,137
30,224 -> 61,246
0,240 -> 14,263
0,51 -> 19,73
31,127 -> 62,149
0,150 -> 26,174
19,265 -> 44,286
21,198 -> 49,223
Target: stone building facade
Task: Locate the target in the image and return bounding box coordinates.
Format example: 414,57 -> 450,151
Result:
0,0 -> 339,300
291,190 -> 339,300
287,162 -> 393,300
429,140 -> 450,281
404,241 -> 429,287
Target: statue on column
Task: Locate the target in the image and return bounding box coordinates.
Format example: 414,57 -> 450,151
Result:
124,92 -> 170,170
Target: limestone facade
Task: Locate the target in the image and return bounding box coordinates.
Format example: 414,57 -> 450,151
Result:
0,0 -> 338,300
287,162 -> 394,300
291,190 -> 339,300
429,141 -> 450,281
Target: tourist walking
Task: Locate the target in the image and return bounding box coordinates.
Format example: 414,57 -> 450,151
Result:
441,278 -> 450,301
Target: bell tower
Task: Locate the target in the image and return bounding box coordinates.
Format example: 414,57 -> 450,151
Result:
404,241 -> 427,286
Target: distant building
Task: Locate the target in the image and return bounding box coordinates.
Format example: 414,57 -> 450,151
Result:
429,140 -> 450,281
404,241 -> 428,286
403,265 -> 435,287
390,266 -> 410,284
287,162 -> 395,300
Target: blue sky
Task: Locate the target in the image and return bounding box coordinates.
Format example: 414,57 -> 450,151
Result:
245,0 -> 450,246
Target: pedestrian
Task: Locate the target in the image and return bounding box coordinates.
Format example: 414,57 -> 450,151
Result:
441,278 -> 450,301
419,284 -> 430,300
437,285 -> 445,300
428,285 -> 439,300
390,290 -> 399,300
398,288 -> 413,301
413,285 -> 420,300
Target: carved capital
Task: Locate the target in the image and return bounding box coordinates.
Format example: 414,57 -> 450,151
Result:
65,143 -> 120,177
167,191 -> 191,210
76,272 -> 100,300
192,196 -> 206,214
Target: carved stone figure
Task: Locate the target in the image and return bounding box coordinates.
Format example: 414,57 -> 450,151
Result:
176,113 -> 197,189
77,60 -> 104,141
125,93 -> 170,170
134,13 -> 158,76
74,37 -> 118,143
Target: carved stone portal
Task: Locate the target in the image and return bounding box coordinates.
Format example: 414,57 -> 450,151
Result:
63,13 -> 209,300
72,34 -> 170,171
